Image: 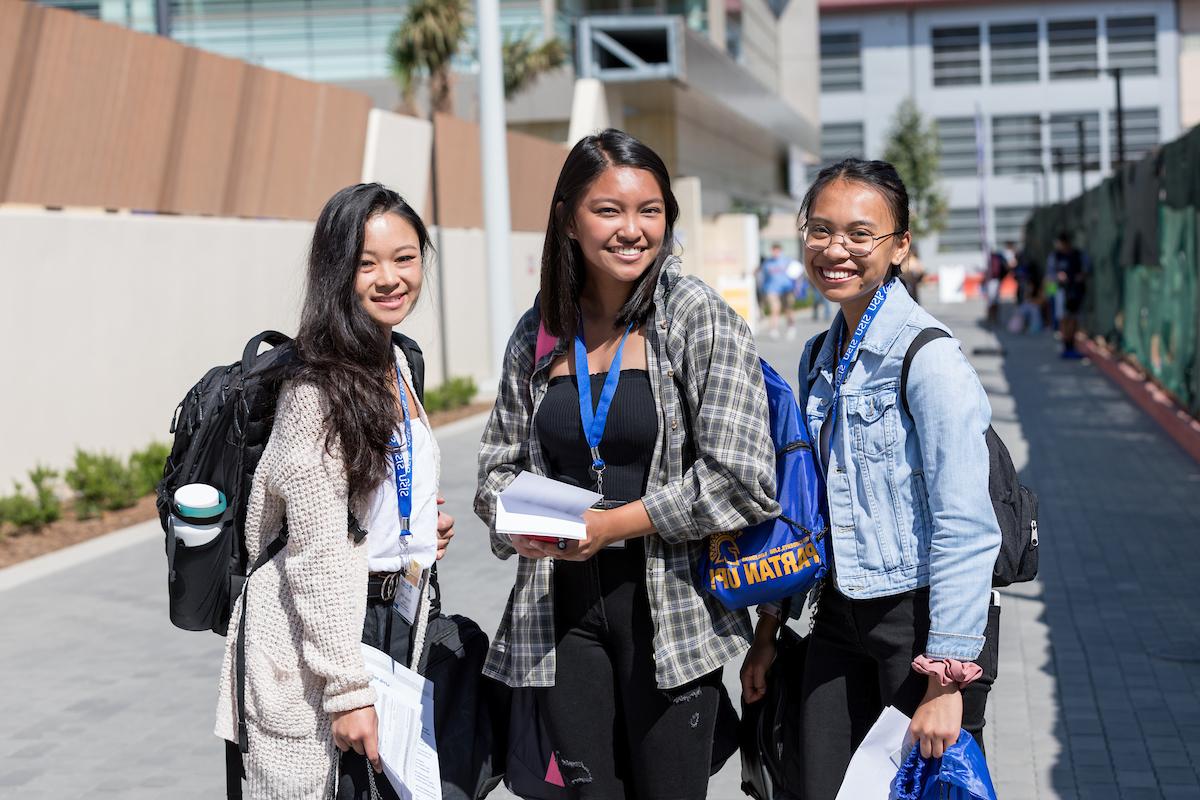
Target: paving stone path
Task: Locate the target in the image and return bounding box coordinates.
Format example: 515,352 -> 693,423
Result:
3,294 -> 1198,798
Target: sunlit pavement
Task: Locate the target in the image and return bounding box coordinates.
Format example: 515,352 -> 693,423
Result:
3,294 -> 1199,799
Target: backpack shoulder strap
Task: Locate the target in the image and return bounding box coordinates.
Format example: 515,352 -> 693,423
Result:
392,332 -> 425,403
900,328 -> 952,418
806,330 -> 829,387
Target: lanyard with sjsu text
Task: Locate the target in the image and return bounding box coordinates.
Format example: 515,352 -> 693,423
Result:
388,365 -> 414,536
827,281 -> 890,460
574,322 -> 635,496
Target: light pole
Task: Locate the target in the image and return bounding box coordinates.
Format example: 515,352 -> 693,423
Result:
1109,67 -> 1126,170
155,0 -> 171,36
1075,117 -> 1087,195
1053,147 -> 1066,203
476,0 -> 514,374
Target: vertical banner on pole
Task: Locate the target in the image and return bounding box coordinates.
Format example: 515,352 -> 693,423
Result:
974,104 -> 989,272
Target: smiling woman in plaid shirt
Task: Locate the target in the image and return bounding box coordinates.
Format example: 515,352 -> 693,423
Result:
474,129 -> 779,798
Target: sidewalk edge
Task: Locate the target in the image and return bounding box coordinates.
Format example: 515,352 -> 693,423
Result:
1079,339 -> 1200,466
0,518 -> 160,592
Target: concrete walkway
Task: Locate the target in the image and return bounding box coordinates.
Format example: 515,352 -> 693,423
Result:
3,294 -> 1199,798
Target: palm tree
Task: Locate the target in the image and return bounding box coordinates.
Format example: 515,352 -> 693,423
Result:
502,33 -> 567,99
390,0 -> 469,117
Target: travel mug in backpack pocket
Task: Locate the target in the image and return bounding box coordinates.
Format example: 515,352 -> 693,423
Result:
166,487 -> 235,632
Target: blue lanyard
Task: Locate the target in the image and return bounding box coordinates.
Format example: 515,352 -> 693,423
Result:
573,322 -> 635,496
826,282 -> 890,463
388,365 -> 414,536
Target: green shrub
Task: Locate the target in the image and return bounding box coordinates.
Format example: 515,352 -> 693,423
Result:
65,449 -> 139,519
0,466 -> 62,531
423,376 -> 477,414
129,441 -> 170,497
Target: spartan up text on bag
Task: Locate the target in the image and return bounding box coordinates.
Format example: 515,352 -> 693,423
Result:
699,359 -> 829,609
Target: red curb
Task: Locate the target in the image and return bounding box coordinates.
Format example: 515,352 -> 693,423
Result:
1078,339 -> 1200,466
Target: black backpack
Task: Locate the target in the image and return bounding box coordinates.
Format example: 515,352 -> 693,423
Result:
807,328 -> 1039,588
157,329 -> 425,636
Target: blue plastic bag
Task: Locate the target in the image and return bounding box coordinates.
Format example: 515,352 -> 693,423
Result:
892,731 -> 998,800
698,359 -> 828,610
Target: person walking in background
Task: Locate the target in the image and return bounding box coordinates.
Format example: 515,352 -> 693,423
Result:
740,159 -> 1001,799
760,242 -> 798,339
475,129 -> 778,799
983,246 -> 1008,327
1048,232 -> 1087,359
214,184 -> 456,799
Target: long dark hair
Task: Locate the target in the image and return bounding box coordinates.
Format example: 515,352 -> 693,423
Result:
539,129 -> 680,338
799,158 -> 910,278
294,183 -> 431,499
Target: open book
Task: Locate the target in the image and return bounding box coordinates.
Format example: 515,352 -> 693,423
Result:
495,471 -> 603,541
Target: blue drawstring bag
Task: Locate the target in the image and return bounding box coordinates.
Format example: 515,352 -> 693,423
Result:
699,359 -> 828,610
892,731 -> 998,800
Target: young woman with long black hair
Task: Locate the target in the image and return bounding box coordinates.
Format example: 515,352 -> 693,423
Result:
475,129 -> 779,799
214,183 -> 455,799
741,159 -> 1001,799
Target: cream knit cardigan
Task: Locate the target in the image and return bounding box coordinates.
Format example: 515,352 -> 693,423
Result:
214,350 -> 430,799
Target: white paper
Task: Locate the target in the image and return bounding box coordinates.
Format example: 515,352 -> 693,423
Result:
361,644 -> 442,800
835,705 -> 912,800
495,471 -> 602,541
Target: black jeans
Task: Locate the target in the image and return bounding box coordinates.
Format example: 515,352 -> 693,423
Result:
800,586 -> 999,800
537,540 -> 722,800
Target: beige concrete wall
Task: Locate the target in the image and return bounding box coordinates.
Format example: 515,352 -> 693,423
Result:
0,208 -> 543,486
361,110 -> 432,214
738,0 -> 782,93
777,0 -> 820,126
1181,0 -> 1200,131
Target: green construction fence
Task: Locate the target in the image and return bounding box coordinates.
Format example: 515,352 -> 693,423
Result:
1023,124 -> 1200,418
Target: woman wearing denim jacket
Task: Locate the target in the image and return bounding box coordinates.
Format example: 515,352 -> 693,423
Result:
740,159 -> 1002,798
475,130 -> 778,798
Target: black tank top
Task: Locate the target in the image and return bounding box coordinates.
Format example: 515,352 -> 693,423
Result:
534,370 -> 657,503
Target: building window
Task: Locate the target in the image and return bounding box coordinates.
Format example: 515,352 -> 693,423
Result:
936,117 -> 978,177
995,206 -> 1032,247
989,22 -> 1039,84
1048,112 -> 1101,170
992,115 -> 1043,175
1107,16 -> 1157,77
808,122 -> 865,181
1048,18 -> 1098,80
821,32 -> 862,92
932,26 -> 981,86
1108,107 -> 1160,167
939,208 -> 983,253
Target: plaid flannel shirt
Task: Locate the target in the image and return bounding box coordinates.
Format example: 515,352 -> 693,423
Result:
473,256 -> 779,689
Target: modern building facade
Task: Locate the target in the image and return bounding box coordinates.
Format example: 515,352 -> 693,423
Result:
817,0 -> 1185,269
40,0 -> 819,216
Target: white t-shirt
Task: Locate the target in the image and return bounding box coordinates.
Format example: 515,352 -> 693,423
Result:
365,378 -> 439,574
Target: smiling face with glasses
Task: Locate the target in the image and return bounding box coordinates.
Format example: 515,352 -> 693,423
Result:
801,179 -> 911,325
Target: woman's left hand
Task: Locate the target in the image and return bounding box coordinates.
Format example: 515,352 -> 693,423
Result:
908,676 -> 963,759
544,508 -> 613,561
435,497 -> 454,561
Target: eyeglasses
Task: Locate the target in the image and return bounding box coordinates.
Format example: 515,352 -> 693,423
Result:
802,225 -> 904,258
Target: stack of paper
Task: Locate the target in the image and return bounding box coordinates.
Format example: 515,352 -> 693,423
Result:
835,705 -> 912,799
495,471 -> 602,541
361,644 -> 442,800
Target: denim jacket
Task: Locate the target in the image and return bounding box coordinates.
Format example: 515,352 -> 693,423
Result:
798,279 -> 1001,661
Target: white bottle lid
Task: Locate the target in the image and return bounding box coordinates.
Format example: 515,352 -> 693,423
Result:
174,483 -> 226,518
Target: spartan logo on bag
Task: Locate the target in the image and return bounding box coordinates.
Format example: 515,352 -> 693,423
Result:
707,531 -> 822,591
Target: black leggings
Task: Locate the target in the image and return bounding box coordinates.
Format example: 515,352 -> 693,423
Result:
800,586 -> 998,800
537,541 -> 722,800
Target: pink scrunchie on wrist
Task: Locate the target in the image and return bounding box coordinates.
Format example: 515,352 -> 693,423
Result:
912,655 -> 984,688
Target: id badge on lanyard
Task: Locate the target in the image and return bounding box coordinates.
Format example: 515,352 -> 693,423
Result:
825,282 -> 890,468
389,365 -> 425,623
573,321 -> 635,497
